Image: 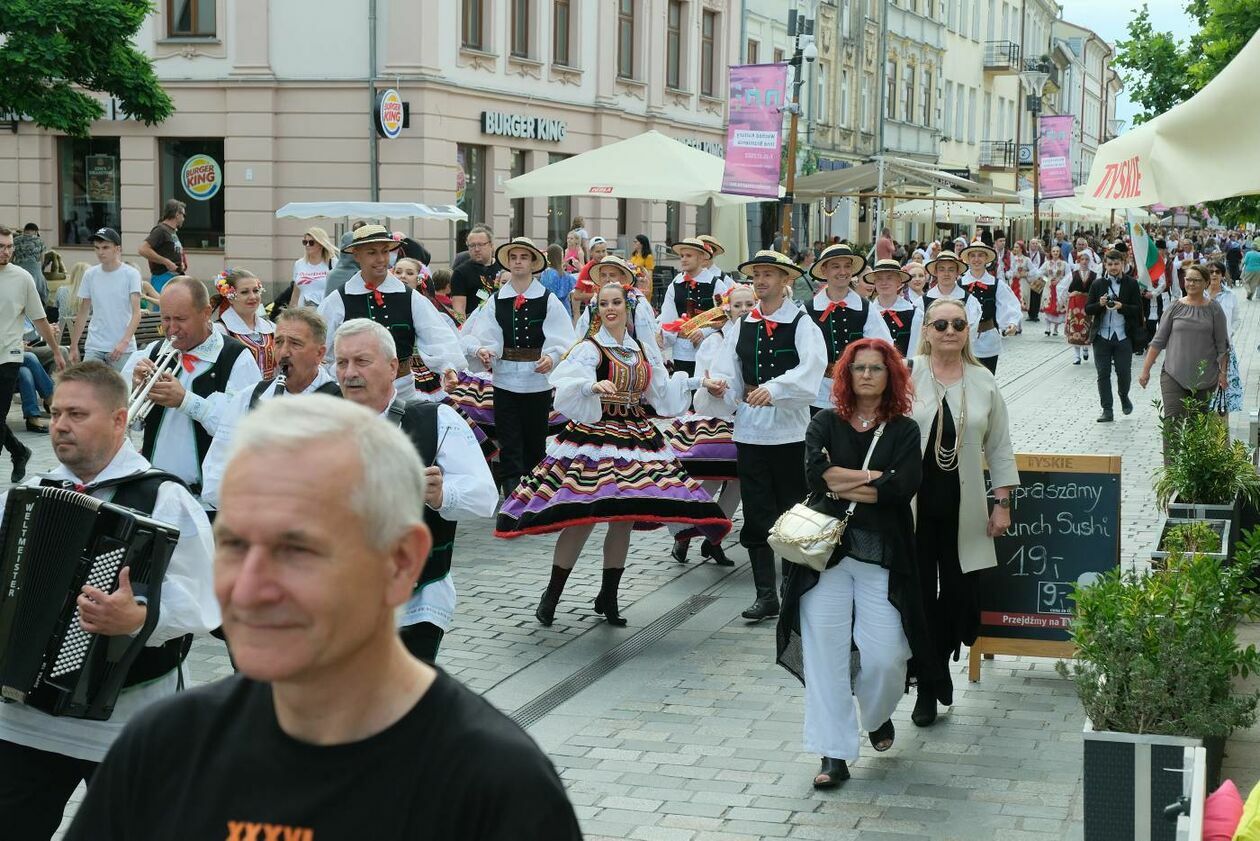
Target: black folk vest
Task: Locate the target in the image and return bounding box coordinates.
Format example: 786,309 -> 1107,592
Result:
341,288 -> 417,362
386,399 -> 456,590
672,276 -> 718,319
736,312 -> 804,387
881,306 -> 914,357
495,293 -> 549,350
805,297 -> 869,364
140,337 -> 249,489
964,277 -> 998,323
248,377 -> 342,409
40,469 -> 192,688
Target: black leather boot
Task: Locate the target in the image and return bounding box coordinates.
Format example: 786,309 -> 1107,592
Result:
593,567 -> 628,626
670,537 -> 690,563
741,547 -> 780,622
535,565 -> 572,626
700,540 -> 734,566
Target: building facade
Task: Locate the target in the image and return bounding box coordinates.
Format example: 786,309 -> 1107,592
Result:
0,0 -> 739,291
1053,19 -> 1120,187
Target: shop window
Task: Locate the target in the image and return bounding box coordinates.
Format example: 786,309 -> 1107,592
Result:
696,200 -> 712,235
510,149 -> 527,240
159,139 -> 226,250
617,199 -> 628,240
666,201 -> 681,245
546,153 -> 572,246
168,0 -> 215,38
58,137 -> 122,246
456,144 -> 487,250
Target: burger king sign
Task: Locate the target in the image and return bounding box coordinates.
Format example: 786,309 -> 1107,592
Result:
375,88 -> 404,139
181,154 -> 222,201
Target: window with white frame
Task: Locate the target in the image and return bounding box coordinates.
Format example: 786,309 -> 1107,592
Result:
943,81 -> 954,138
553,0 -> 571,66
886,60 -> 897,119
666,0 -> 683,89
617,0 -> 635,79
903,64 -> 915,123
967,87 -> 977,143
922,69 -> 932,127
817,63 -> 829,123
510,0 -> 530,58
840,68 -> 850,126
700,10 -> 718,96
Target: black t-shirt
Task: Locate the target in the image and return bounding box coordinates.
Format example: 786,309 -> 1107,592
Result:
451,259 -> 501,305
143,223 -> 184,275
66,671 -> 583,841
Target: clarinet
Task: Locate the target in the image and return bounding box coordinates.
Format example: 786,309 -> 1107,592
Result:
272,362 -> 289,398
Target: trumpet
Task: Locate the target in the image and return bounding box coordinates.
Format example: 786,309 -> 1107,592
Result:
128,342 -> 182,425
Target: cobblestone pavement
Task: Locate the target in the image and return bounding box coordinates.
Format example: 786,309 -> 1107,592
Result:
40,292 -> 1260,839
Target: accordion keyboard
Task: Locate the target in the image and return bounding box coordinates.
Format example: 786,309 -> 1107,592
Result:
50,545 -> 128,678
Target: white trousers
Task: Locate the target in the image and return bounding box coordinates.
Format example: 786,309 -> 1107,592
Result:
800,556 -> 910,760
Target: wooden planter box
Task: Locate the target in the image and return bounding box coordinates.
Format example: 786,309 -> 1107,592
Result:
1083,723 -> 1223,841
1151,517 -> 1230,566
1167,490 -> 1242,559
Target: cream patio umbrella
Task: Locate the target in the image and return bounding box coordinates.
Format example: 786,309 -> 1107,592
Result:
1083,30 -> 1260,209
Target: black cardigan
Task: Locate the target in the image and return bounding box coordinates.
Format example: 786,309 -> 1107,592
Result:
775,410 -> 939,688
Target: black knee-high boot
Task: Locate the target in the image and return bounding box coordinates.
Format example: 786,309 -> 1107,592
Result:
593,567 -> 627,626
535,565 -> 572,626
742,546 -> 780,622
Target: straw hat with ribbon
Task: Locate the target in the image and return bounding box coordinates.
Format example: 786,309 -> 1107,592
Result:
494,236 -> 546,274
342,224 -> 402,254
867,258 -> 911,286
737,250 -> 805,282
670,237 -> 714,259
696,234 -> 725,257
925,249 -> 967,277
591,254 -> 637,286
810,242 -> 868,281
958,239 -> 997,265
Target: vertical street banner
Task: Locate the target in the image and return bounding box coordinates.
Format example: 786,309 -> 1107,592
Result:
721,64 -> 789,198
1037,115 -> 1075,199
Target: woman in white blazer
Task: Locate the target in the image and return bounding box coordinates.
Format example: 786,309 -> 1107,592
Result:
908,297 -> 1020,727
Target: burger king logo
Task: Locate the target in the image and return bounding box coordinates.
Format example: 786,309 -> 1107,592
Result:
181,154 -> 222,201
376,88 -> 404,139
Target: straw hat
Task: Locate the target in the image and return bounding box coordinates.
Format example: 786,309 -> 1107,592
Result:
494,236 -> 546,274
737,250 -> 805,281
671,237 -> 713,259
867,258 -> 910,285
925,249 -> 966,276
696,234 -> 725,257
591,255 -> 637,286
342,224 -> 402,254
958,239 -> 997,264
810,242 -> 868,281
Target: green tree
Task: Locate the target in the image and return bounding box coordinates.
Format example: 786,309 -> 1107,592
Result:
0,0 -> 173,137
1114,1 -> 1260,224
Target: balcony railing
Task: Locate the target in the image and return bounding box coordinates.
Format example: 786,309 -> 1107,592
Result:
984,41 -> 1022,72
979,140 -> 1017,169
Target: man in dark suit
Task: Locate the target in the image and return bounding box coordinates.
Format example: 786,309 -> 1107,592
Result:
1085,250 -> 1145,422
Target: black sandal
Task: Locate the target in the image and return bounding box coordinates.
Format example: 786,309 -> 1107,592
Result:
812,757 -> 849,789
869,719 -> 895,752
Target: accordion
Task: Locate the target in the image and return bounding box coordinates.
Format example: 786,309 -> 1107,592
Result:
0,486 -> 180,720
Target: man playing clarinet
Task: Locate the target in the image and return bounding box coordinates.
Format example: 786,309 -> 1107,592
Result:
0,361 -> 218,840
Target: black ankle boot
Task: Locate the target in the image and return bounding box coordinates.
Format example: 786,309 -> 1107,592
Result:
535,565 -> 572,626
700,540 -> 733,566
670,537 -> 690,563
912,687 -> 938,727
593,567 -> 627,626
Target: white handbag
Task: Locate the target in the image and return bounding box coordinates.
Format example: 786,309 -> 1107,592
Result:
769,422 -> 886,572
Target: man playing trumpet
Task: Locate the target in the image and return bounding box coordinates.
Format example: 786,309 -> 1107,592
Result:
122,277 -> 261,502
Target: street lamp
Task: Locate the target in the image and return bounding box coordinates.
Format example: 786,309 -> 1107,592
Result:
1020,69 -> 1050,238
1107,118 -> 1127,140
779,10 -> 815,250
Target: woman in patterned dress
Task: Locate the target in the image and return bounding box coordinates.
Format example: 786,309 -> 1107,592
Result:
497,279 -> 731,628
1065,252 -> 1095,363
211,268 -> 276,379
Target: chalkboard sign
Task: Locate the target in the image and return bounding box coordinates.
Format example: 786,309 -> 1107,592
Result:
978,453 -> 1122,644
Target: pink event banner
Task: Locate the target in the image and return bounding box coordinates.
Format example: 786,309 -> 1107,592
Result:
1038,115 -> 1075,199
721,64 -> 789,198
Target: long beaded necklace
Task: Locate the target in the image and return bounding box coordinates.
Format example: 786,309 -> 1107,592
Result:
929,365 -> 966,472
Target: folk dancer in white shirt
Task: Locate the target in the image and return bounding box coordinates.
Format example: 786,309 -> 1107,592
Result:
334,319 -> 497,662
802,243 -> 892,413
656,237 -> 734,376
200,307 -> 342,509
696,251 -> 827,623
0,361 -> 218,839
461,237 -> 576,496
958,241 -> 1022,375
868,260 -> 923,359
922,250 -> 982,338
122,277 -> 263,505
318,225 -> 465,402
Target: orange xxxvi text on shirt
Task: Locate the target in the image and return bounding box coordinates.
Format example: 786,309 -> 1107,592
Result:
225,821 -> 314,841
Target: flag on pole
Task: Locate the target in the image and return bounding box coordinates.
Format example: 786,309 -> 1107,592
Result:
1126,210 -> 1164,291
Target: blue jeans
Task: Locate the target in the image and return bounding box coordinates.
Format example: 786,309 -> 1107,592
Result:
18,352 -> 52,418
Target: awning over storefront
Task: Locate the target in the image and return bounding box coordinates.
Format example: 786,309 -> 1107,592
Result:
1083,29 -> 1260,209
503,131 -> 764,207
275,202 -> 468,221
793,157 -> 1003,202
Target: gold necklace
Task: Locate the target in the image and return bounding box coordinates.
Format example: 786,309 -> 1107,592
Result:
929,367 -> 965,472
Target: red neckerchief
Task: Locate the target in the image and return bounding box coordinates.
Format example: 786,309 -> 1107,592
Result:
819,299 -> 847,321
684,274 -> 698,289
180,353 -> 198,373
966,275 -> 990,292
882,308 -> 904,328
751,308 -> 776,337
364,282 -> 385,306
514,293 -> 527,310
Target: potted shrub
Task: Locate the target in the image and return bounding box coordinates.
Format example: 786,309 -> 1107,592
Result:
1059,529 -> 1260,841
1151,518 -> 1230,567
1155,398 -> 1260,556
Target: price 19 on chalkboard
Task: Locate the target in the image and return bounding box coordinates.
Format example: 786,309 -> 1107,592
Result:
978,453 -> 1121,646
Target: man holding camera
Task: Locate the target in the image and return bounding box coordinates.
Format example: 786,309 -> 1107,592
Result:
1085,250 -> 1144,423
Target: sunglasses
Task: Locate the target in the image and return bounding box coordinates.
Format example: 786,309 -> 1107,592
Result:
930,318 -> 968,333
302,239 -> 316,246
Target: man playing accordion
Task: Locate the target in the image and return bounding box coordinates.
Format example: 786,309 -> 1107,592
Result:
0,361 -> 218,840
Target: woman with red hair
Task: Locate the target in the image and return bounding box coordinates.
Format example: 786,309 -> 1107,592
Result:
775,338 -> 933,790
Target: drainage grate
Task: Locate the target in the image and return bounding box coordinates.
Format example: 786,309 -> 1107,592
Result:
510,594 -> 719,728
